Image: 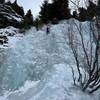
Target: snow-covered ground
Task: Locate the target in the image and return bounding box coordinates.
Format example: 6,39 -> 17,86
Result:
0,19 -> 100,100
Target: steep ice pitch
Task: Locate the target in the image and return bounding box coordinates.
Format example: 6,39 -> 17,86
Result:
0,20 -> 100,100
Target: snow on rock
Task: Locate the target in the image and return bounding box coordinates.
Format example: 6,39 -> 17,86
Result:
0,26 -> 23,48
7,33 -> 24,48
0,26 -> 20,36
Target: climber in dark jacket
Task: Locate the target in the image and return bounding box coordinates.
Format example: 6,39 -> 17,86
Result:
46,24 -> 50,35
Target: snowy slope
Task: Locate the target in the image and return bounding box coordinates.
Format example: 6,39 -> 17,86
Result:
0,19 -> 100,100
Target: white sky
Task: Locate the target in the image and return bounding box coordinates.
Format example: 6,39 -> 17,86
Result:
6,0 -> 97,17
6,0 -> 52,18
17,0 -> 45,17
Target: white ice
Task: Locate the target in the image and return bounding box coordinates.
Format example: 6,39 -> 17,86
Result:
0,19 -> 100,100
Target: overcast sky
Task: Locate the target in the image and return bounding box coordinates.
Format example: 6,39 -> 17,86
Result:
17,0 -> 46,17
6,0 -> 97,17
6,0 -> 52,18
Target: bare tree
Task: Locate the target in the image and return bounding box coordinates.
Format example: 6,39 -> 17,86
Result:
68,16 -> 100,93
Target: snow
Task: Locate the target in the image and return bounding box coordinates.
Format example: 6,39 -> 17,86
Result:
0,26 -> 22,48
8,34 -> 24,48
0,26 -> 20,36
0,81 -> 40,100
0,19 -> 100,100
29,64 -> 72,100
1,64 -> 100,100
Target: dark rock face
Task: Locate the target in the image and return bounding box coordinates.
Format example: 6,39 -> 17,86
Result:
0,4 -> 23,28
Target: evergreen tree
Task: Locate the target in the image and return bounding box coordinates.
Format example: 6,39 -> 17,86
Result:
97,0 -> 100,16
78,7 -> 87,21
39,0 -> 50,23
72,11 -> 78,19
0,0 -> 5,4
11,0 -> 24,17
52,0 -> 70,20
5,0 -> 12,6
86,1 -> 97,20
98,0 -> 100,6
39,0 -> 71,23
23,9 -> 34,29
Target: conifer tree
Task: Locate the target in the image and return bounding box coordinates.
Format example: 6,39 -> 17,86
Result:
24,9 -> 34,29
11,0 -> 24,17
0,0 -> 5,4
98,0 -> 100,6
39,0 -> 71,23
52,0 -> 70,20
39,0 -> 50,23
72,11 -> 78,19
5,0 -> 12,6
86,1 -> 97,20
78,7 -> 87,21
97,0 -> 100,16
